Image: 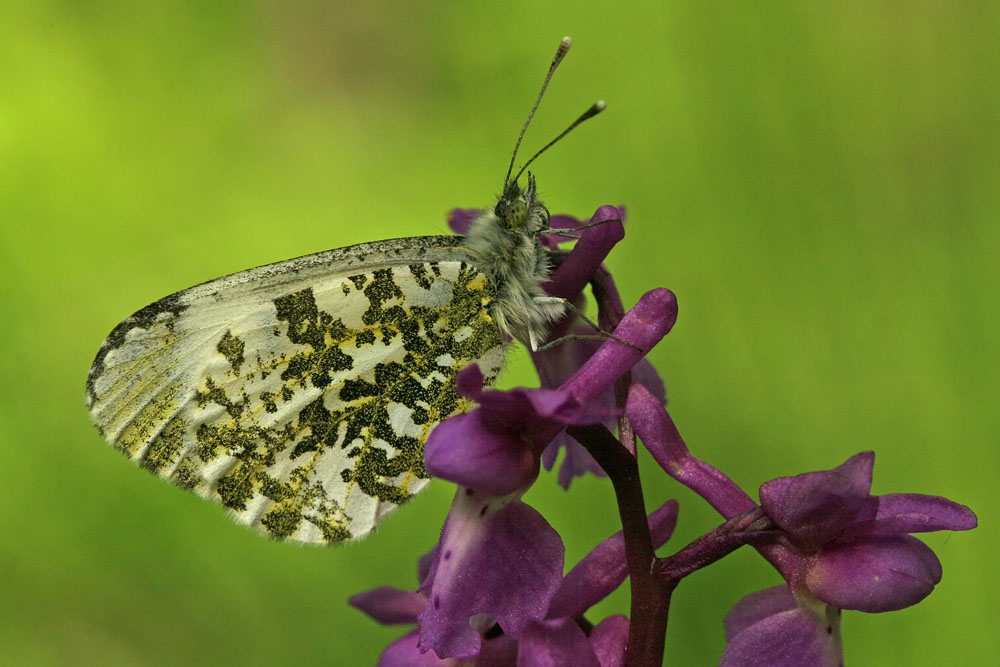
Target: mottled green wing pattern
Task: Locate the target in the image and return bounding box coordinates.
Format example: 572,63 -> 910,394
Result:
87,238 -> 506,544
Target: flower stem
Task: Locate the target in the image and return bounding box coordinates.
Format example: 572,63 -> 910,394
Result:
658,507 -> 775,581
567,423 -> 670,667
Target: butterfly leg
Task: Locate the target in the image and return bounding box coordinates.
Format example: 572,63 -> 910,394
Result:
538,211 -> 623,240
531,296 -> 642,353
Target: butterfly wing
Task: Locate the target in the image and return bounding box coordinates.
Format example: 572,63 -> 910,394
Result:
87,236 -> 506,544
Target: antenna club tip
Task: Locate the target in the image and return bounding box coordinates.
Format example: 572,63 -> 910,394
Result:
595,100 -> 607,111
561,36 -> 573,47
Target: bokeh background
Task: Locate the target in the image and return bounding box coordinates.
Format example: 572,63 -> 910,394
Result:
2,2 -> 997,665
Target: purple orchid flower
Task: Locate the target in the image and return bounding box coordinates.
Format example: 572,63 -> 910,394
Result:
347,201 -> 679,662
720,453 -> 977,666
757,451 -> 978,611
350,501 -> 680,665
356,197 -> 979,665
759,451 -> 978,613
416,493 -> 566,658
409,287 -> 676,659
452,204 -> 668,490
626,386 -> 978,665
533,319 -> 667,489
420,363 -> 615,495
424,287 -> 677,495
720,585 -> 843,667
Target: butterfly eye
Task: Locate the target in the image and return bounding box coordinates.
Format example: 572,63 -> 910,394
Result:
496,194 -> 528,229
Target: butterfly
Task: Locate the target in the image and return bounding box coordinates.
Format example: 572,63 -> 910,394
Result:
86,37 -> 605,544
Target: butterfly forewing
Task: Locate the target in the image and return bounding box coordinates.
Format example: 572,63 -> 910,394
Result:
87,237 -> 506,544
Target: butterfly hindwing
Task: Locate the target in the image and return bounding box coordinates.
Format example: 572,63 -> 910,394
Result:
87,237 -> 506,544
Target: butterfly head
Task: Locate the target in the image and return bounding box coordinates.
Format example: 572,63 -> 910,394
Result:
494,174 -> 549,235
493,37 -> 602,240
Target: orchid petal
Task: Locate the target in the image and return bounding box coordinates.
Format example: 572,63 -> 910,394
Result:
759,452 -> 878,545
723,585 -> 797,641
517,618 -> 602,667
806,535 -> 943,612
377,630 -> 455,667
474,633 -> 519,666
561,289 -> 677,403
720,605 -> 841,667
544,206 -> 625,300
424,411 -> 537,496
589,615 -> 630,667
447,208 -> 481,235
417,500 -> 564,658
349,586 -> 426,625
867,493 -> 978,536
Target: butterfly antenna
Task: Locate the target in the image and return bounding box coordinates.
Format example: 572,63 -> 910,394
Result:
511,100 -> 606,183
503,36 -> 573,186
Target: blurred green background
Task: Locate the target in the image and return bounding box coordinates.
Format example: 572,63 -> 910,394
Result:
2,2 -> 996,665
